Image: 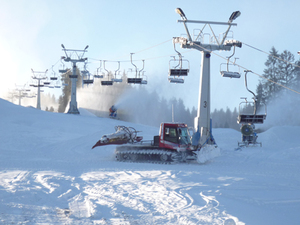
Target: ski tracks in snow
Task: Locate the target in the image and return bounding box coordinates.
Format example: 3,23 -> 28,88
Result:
0,169 -> 243,224
80,170 -> 242,224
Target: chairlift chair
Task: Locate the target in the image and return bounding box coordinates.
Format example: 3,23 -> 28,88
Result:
94,61 -> 104,78
220,46 -> 241,78
59,57 -> 68,73
168,77 -> 184,84
127,54 -> 144,84
169,40 -> 190,77
101,61 -> 113,86
111,62 -> 123,83
53,79 -> 61,88
140,72 -> 147,84
43,80 -> 51,86
82,72 -> 94,84
50,65 -> 58,80
81,62 -> 94,85
169,57 -> 189,76
59,68 -> 68,74
127,78 -> 142,84
220,63 -> 241,78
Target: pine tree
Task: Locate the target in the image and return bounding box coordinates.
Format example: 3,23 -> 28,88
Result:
261,46 -> 280,103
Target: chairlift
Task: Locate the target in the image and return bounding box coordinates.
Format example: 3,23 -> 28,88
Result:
101,60 -> 113,86
50,65 -> 58,80
168,77 -> 184,84
140,72 -> 147,84
220,46 -> 241,78
81,62 -> 94,85
127,53 -> 144,84
112,71 -> 123,83
52,78 -> 61,88
111,61 -> 123,83
237,70 -> 267,124
94,60 -> 104,78
59,57 -> 68,73
168,56 -> 186,84
169,40 -> 190,77
43,78 -> 51,86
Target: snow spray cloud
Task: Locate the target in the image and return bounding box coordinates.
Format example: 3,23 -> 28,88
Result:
77,74 -> 193,127
77,79 -> 123,114
261,90 -> 300,130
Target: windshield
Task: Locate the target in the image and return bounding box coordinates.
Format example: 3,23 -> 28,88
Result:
178,128 -> 191,145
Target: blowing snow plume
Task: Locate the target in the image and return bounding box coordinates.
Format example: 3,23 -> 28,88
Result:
77,79 -> 194,127
77,79 -> 128,118
113,87 -> 171,126
261,90 -> 300,130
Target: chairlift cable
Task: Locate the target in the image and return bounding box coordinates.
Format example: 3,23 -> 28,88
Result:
134,39 -> 173,54
88,39 -> 174,63
192,42 -> 300,96
242,42 -> 300,69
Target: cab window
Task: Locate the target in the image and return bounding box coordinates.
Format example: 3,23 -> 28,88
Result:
164,127 -> 178,143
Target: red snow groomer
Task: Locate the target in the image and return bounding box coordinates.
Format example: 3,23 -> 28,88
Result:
92,123 -> 198,163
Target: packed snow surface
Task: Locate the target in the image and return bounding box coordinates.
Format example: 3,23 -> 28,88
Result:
0,98 -> 300,224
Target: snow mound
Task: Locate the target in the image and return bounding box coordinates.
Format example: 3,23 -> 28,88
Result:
197,145 -> 221,164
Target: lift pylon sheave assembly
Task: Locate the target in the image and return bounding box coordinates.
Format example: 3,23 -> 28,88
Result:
61,44 -> 89,114
174,9 -> 242,147
237,70 -> 267,147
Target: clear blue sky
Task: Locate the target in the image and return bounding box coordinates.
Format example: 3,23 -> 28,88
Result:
1,0 -> 300,111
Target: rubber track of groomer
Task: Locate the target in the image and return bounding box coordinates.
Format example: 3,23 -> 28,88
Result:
115,146 -> 182,164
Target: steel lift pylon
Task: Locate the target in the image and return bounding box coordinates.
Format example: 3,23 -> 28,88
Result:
61,44 -> 89,114
174,9 -> 242,146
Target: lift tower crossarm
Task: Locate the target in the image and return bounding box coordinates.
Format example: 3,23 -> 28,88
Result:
177,20 -> 237,26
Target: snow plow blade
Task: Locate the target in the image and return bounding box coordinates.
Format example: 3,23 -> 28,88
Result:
92,139 -> 129,149
92,126 -> 143,149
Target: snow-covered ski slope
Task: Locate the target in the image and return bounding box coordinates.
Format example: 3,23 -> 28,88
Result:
0,98 -> 300,225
